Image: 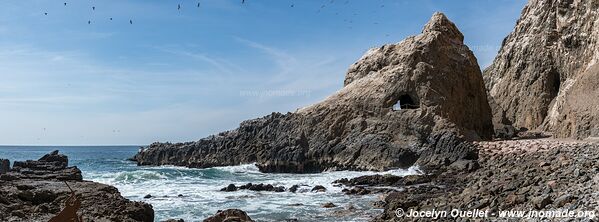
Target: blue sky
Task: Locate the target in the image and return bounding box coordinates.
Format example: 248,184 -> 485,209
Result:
0,0 -> 527,145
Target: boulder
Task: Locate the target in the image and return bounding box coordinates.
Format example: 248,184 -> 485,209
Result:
132,12 -> 493,173
484,0 -> 599,139
203,209 -> 253,222
311,185 -> 327,192
222,184 -> 237,192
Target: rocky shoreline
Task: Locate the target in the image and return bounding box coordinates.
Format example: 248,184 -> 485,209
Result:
339,138 -> 599,221
127,0 -> 599,220
0,150 -> 154,222
5,0 -> 596,221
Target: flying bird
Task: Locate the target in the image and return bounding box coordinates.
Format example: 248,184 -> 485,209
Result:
178,4 -> 181,10
242,0 -> 245,4
110,18 -> 113,20
130,19 -> 133,24
92,6 -> 95,10
88,20 -> 91,24
44,12 -> 48,15
64,2 -> 67,6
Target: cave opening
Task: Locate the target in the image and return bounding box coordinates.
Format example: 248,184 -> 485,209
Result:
392,94 -> 419,110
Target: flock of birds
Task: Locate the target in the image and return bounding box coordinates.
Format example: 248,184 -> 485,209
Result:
43,0 -> 251,25
41,0 -> 389,32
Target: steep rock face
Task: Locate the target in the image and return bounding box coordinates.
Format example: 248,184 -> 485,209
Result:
133,13 -> 493,173
484,0 -> 599,139
0,151 -> 154,222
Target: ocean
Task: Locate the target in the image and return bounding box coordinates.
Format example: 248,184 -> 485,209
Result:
0,146 -> 420,222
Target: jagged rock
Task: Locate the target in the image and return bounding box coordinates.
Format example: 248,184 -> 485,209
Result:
131,12 -> 492,174
220,183 -> 285,192
288,185 -> 299,193
203,209 -> 253,222
0,151 -> 154,222
9,150 -> 82,181
0,159 -> 9,174
334,174 -> 431,187
484,0 -> 599,139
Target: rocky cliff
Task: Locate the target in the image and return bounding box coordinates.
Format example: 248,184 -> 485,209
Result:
484,0 -> 599,139
0,151 -> 154,222
132,13 -> 493,173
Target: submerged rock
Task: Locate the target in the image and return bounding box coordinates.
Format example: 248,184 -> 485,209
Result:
322,202 -> 336,208
132,12 -> 492,173
484,0 -> 599,139
0,151 -> 154,222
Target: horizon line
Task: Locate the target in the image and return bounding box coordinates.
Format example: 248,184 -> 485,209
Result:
0,144 -> 146,147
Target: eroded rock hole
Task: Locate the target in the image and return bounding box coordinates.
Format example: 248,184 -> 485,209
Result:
392,94 -> 419,110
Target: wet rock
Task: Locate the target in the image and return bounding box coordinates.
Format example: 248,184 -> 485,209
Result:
288,185 -> 299,193
274,186 -> 285,192
203,209 -> 253,222
222,184 -> 237,192
311,185 -> 326,192
333,174 -> 402,186
322,202 -> 336,208
221,183 -> 285,192
342,187 -> 371,195
143,194 -> 153,199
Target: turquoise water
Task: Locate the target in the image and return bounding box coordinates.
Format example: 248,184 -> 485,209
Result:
0,146 -> 418,221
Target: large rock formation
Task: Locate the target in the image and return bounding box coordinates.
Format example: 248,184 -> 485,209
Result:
0,151 -> 154,222
132,12 -> 493,173
484,0 -> 599,139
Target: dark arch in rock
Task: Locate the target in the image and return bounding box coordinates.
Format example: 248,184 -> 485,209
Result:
392,94 -> 419,110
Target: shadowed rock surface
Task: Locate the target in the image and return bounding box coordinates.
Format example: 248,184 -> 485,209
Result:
0,150 -> 154,222
132,12 -> 493,173
484,0 -> 599,139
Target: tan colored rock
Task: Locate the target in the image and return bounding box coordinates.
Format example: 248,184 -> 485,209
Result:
133,13 -> 493,172
484,0 -> 599,139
